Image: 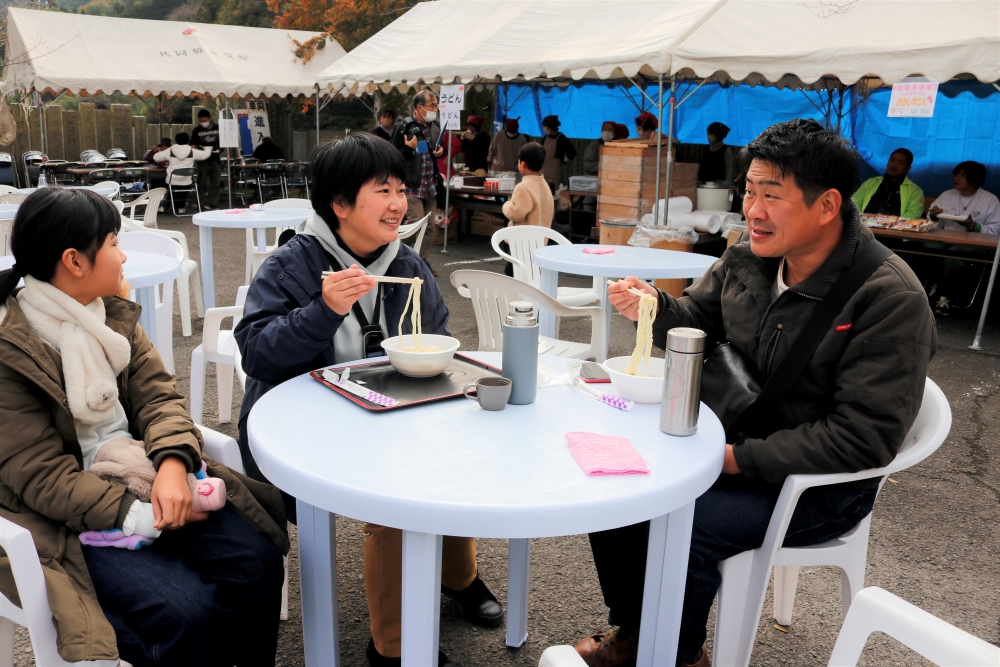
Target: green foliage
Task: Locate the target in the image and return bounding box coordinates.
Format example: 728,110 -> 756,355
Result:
69,0 -> 188,18
197,0 -> 274,27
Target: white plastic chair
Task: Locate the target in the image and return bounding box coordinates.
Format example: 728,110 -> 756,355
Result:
92,181 -> 121,200
119,215 -> 204,337
398,212 -> 431,258
0,219 -> 12,256
195,424 -> 289,621
0,194 -> 26,205
491,226 -> 602,306
0,185 -> 17,196
190,286 -> 248,426
450,269 -> 606,360
537,645 -> 588,666
245,198 -> 312,283
118,231 -> 180,374
0,515 -> 120,667
827,587 -> 1000,666
121,188 -> 166,229
712,378 -> 952,667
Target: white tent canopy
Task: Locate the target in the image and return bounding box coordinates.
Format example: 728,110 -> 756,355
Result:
4,8 -> 345,98
316,0 -> 1000,93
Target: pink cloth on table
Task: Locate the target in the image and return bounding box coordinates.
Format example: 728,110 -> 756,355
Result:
564,431 -> 650,476
582,246 -> 615,254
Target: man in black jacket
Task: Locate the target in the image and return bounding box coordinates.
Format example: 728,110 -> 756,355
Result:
573,120 -> 937,667
391,90 -> 443,266
191,109 -> 222,210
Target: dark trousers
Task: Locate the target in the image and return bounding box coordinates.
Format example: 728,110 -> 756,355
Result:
240,416 -> 298,525
83,506 -> 284,667
198,159 -> 222,208
588,475 -> 877,666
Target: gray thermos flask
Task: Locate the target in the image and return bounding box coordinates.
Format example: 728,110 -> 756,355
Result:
660,327 -> 707,436
501,300 -> 538,405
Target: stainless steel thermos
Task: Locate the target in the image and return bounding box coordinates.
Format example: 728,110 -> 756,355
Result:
660,327 -> 707,436
501,300 -> 538,405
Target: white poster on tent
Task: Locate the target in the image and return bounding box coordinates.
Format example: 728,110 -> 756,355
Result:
888,82 -> 938,118
440,84 -> 465,130
219,119 -> 240,148
245,98 -> 271,150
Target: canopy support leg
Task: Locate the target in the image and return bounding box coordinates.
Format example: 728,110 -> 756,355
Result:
316,86 -> 321,148
442,131 -> 453,253
662,75 -> 676,225
969,236 -> 1000,350
653,73 -> 663,225
225,98 -> 232,210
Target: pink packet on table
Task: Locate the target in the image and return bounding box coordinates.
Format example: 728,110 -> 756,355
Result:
565,431 -> 649,476
224,208 -> 249,214
582,246 -> 615,254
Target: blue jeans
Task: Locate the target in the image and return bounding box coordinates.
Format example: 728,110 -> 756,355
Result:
588,475 -> 878,666
83,506 -> 284,667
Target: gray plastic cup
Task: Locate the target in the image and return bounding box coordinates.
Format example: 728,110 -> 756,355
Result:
464,377 -> 513,411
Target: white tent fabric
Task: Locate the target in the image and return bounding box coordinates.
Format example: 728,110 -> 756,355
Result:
316,0 -> 1000,93
4,8 -> 345,98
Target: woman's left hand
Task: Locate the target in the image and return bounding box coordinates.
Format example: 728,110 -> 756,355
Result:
151,457 -> 208,530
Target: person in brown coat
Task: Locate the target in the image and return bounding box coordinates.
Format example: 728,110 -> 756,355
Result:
0,188 -> 288,666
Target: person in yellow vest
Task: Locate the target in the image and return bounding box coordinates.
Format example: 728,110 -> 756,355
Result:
852,148 -> 925,219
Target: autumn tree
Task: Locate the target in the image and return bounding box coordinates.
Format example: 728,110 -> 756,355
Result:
266,0 -> 419,59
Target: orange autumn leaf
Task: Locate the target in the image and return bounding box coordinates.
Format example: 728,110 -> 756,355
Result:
267,0 -> 419,60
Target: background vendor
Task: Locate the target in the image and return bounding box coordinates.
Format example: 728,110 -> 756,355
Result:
488,117 -> 528,173
929,161 -> 1000,233
461,115 -> 491,172
698,121 -> 734,183
538,114 -> 576,191
853,148 -> 924,218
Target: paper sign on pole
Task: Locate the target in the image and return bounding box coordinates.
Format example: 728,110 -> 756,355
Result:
440,84 -> 465,131
219,118 -> 240,148
888,82 -> 938,118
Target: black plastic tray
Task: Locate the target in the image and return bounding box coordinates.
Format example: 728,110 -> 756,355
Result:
310,353 -> 503,412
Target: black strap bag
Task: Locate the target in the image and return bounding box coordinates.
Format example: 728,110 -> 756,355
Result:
325,253 -> 386,359
701,240 -> 892,442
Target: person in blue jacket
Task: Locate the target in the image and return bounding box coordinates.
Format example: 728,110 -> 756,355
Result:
234,133 -> 502,667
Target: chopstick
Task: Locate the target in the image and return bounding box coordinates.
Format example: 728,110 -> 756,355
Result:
606,279 -> 647,298
320,272 -> 423,284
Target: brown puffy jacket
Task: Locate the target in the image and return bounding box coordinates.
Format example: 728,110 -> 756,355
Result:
0,293 -> 288,662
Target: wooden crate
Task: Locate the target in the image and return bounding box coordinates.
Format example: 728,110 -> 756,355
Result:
469,211 -> 507,238
596,141 -> 698,224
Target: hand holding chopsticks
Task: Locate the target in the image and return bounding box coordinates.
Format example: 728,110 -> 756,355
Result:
607,279 -> 646,298
321,271 -> 423,285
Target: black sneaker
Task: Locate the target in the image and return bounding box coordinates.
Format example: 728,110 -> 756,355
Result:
364,636 -> 459,667
441,576 -> 504,627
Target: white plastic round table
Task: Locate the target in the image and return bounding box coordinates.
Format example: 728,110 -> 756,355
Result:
0,251 -> 179,350
193,209 -> 312,309
17,184 -> 119,198
248,352 -> 725,667
531,244 -> 718,361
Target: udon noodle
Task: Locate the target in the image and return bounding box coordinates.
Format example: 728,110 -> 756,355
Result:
397,279 -> 441,352
608,279 -> 657,376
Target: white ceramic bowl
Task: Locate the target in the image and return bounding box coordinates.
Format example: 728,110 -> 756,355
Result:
602,356 -> 665,404
381,334 -> 461,378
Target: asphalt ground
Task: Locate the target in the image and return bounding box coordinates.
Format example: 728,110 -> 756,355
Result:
12,213 -> 1000,666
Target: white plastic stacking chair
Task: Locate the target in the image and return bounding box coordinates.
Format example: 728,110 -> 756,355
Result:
450,269 -> 605,360
0,515 -> 120,667
245,198 -> 312,283
195,424 -> 289,621
0,219 -> 12,256
398,212 -> 431,257
121,188 -> 166,229
119,215 -> 204,337
190,286 -> 248,426
537,645 -> 588,666
0,194 -> 26,205
117,231 -> 180,374
0,185 -> 17,196
91,181 -> 121,200
712,379 -> 952,667
827,587 -> 1000,666
491,226 -> 602,306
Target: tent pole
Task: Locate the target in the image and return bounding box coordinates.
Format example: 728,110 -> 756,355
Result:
653,74 -> 663,225
225,98 -> 232,209
968,238 -> 1000,350
315,85 -> 320,147
34,91 -> 46,157
442,131 -> 452,253
662,75 -> 676,225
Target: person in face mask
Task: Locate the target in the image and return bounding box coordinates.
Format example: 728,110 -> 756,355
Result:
460,115 -> 491,172
584,120 -> 617,176
487,117 -> 528,173
190,109 -> 222,210
538,114 -> 576,191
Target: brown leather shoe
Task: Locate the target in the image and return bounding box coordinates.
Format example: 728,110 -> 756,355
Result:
684,644 -> 710,667
573,626 -> 639,667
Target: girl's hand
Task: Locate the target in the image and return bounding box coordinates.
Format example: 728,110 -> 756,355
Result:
151,457 -> 208,530
322,265 -> 376,316
607,277 -> 658,321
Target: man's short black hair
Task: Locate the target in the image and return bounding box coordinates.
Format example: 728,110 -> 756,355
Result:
198,109 -> 211,119
380,108 -> 396,120
518,143 -> 546,172
309,133 -> 408,232
175,132 -> 189,145
739,119 -> 858,221
890,148 -> 914,166
953,161 -> 987,189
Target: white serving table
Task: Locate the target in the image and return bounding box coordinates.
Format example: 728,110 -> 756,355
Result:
17,183 -> 119,198
532,245 -> 718,360
248,353 -> 725,667
193,209 -> 312,309
0,251 -> 179,352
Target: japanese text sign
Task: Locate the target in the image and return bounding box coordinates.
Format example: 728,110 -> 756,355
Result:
440,85 -> 465,131
888,82 -> 938,118
219,119 -> 240,148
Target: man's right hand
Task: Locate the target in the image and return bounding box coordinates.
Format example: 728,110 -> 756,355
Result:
404,134 -> 418,149
607,276 -> 658,321
322,265 -> 376,316
928,205 -> 943,220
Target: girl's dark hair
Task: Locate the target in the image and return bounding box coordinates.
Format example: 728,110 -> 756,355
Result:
0,188 -> 122,304
308,133 -> 408,232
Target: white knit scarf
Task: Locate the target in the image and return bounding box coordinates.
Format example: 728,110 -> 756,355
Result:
17,277 -> 131,424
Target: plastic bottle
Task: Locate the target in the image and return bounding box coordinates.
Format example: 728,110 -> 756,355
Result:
501,300 -> 538,405
37,171 -> 47,188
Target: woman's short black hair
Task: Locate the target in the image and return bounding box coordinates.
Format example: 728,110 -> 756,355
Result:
953,161 -> 987,189
0,188 -> 121,304
739,119 -> 858,221
707,122 -> 731,140
309,133 -> 408,231
175,132 -> 190,145
518,143 -> 546,172
380,108 -> 396,120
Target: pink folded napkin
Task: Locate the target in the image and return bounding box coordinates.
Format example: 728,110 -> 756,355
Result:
582,246 -> 615,254
565,431 -> 650,476
224,208 -> 249,214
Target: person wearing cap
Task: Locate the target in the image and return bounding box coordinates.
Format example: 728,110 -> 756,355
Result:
143,138 -> 171,166
614,124 -> 630,141
461,115 -> 491,172
699,121 -> 734,183
539,114 -> 576,191
585,120 -> 617,176
487,117 -> 529,173
634,111 -> 659,141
